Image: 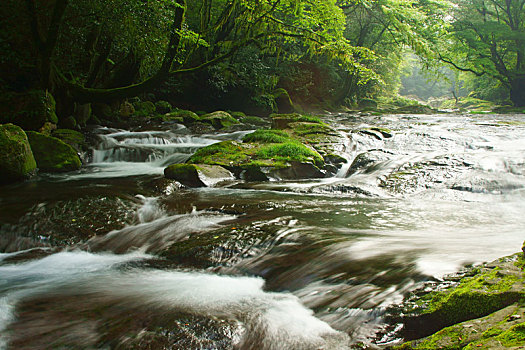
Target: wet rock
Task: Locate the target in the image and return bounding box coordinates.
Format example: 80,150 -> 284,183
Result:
0,123 -> 37,183
165,109 -> 199,125
51,129 -> 87,153
0,90 -> 58,131
26,131 -> 82,172
164,164 -> 234,187
200,111 -> 239,130
188,122 -> 215,134
271,161 -> 324,179
347,150 -> 392,176
271,113 -> 309,130
398,253 -> 525,343
154,100 -> 172,114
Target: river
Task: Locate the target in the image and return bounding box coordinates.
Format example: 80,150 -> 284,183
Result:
0,113 -> 524,349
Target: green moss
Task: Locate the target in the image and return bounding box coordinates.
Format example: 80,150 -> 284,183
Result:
243,129 -> 292,143
423,267 -> 523,326
481,326 -> 504,338
164,109 -> 200,124
0,123 -> 36,183
240,116 -> 267,126
257,142 -> 323,165
200,111 -> 239,129
411,323 -> 466,349
497,322 -> 525,346
51,129 -> 86,151
288,121 -> 335,136
230,111 -> 246,119
26,131 -> 81,172
134,101 -> 156,117
154,100 -> 172,114
188,141 -> 248,166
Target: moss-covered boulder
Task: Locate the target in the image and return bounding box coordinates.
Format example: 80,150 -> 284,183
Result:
271,113 -> 322,130
0,90 -> 58,131
0,123 -> 36,183
396,304 -> 525,349
133,101 -> 156,117
200,111 -> 239,130
51,129 -> 87,152
26,131 -> 81,172
165,110 -> 200,125
164,163 -> 234,187
240,115 -> 268,126
400,253 -> 525,342
155,100 -> 172,114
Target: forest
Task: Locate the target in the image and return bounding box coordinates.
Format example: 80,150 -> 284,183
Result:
1,0 -> 524,125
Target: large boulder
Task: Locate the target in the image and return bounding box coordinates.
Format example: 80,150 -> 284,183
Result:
0,124 -> 37,183
0,90 -> 58,131
200,111 -> 239,130
51,129 -> 87,153
164,164 -> 234,187
165,110 -> 200,125
26,131 -> 81,172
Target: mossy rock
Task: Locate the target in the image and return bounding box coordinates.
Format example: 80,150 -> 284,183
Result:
396,304 -> 525,349
155,100 -> 172,114
189,139 -> 324,175
165,110 -> 200,125
200,111 -> 240,130
51,129 -> 86,152
164,163 -> 234,187
271,113 -> 322,130
134,101 -> 156,117
402,254 -> 525,340
230,111 -> 246,119
0,123 -> 36,183
26,131 -> 81,172
240,115 -> 268,126
0,90 -> 58,131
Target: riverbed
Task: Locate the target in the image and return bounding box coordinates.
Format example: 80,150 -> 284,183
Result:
1,113 -> 524,349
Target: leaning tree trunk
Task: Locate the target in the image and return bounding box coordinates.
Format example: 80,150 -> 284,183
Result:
509,77 -> 525,107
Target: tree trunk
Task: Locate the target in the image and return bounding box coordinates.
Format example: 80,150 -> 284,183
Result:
510,77 -> 525,107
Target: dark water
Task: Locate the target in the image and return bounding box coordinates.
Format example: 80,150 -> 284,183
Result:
1,114 -> 524,349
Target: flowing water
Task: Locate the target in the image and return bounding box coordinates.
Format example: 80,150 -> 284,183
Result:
0,113 -> 524,349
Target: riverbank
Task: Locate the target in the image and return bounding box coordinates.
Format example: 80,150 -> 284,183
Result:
390,247 -> 525,349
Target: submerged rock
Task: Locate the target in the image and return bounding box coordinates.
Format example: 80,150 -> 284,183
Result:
26,131 -> 82,172
164,164 -> 234,187
0,123 -> 37,183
